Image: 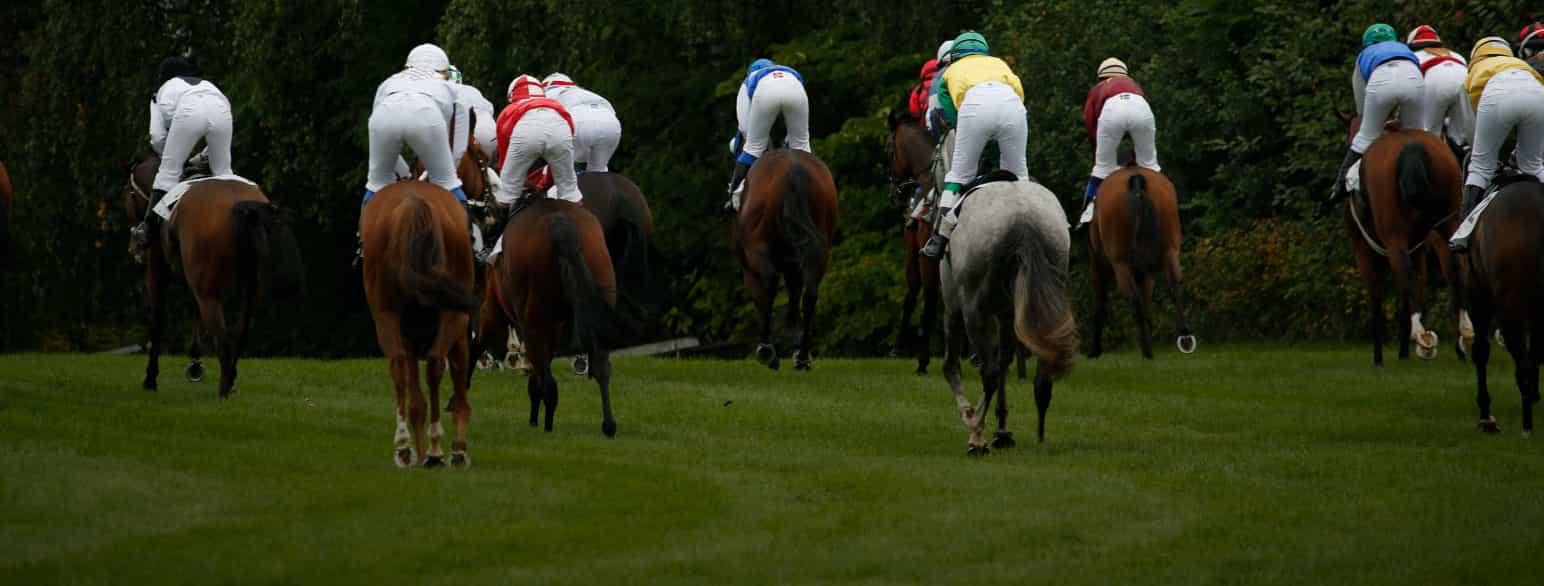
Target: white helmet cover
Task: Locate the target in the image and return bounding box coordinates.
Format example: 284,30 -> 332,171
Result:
405,44 -> 450,71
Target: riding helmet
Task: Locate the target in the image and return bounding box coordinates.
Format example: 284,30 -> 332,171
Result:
1406,25 -> 1442,50
543,73 -> 574,88
1098,57 -> 1128,79
951,32 -> 989,61
747,59 -> 774,75
1362,23 -> 1396,48
405,43 -> 451,73
157,56 -> 200,83
1470,37 -> 1513,63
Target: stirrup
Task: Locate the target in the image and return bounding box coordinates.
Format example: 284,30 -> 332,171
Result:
920,235 -> 947,258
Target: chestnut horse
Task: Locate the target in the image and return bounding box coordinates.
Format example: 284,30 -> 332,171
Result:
1341,118 -> 1465,366
733,149 -> 838,370
132,169 -> 305,397
1087,167 -> 1194,359
0,160 -> 13,271
477,198 -> 637,436
1464,178 -> 1544,435
361,181 -> 479,468
887,112 -> 941,374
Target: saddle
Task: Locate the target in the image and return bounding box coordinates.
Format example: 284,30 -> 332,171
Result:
953,169 -> 1020,216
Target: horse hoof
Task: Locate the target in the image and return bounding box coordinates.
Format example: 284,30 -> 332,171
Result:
423,455 -> 445,469
477,352 -> 496,370
794,356 -> 812,371
755,343 -> 776,366
965,444 -> 990,457
913,367 -> 927,376
1415,346 -> 1437,360
1176,335 -> 1197,354
1523,429 -> 1533,440
185,360 -> 205,383
991,431 -> 1016,449
767,356 -> 781,371
394,447 -> 416,468
602,420 -> 617,438
142,380 -> 157,391
218,386 -> 235,399
449,452 -> 471,468
572,355 -> 590,377
1478,417 -> 1502,434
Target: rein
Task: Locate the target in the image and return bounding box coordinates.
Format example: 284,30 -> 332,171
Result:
127,171 -> 150,203
1346,195 -> 1454,257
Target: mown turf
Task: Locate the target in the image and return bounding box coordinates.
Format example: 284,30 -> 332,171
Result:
1,344 -> 1540,585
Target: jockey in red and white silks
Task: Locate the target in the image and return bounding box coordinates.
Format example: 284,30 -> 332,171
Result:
543,73 -> 622,173
1076,57 -> 1160,228
1407,25 -> 1473,150
494,75 -> 579,206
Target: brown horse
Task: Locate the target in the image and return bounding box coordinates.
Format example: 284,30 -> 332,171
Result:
476,198 -> 636,435
1087,167 -> 1194,359
887,112 -> 941,374
0,160 -> 13,271
1464,178 -> 1544,435
361,181 -> 479,468
1341,117 -> 1465,366
132,167 -> 305,397
733,149 -> 838,370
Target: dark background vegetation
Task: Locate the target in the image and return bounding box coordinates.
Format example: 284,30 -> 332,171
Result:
0,0 -> 1538,355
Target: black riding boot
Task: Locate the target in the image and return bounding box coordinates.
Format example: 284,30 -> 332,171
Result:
482,203 -> 512,260
920,206 -> 954,258
1328,150 -> 1362,202
1449,185 -> 1486,252
724,161 -> 751,214
132,189 -> 167,259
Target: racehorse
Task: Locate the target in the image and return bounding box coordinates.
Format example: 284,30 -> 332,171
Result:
887,111 -> 941,374
128,156 -> 305,397
0,160 -> 13,271
732,149 -> 838,370
941,177 -> 1077,454
361,181 -> 479,468
477,198 -> 637,436
1340,116 -> 1465,366
1086,167 -> 1195,359
1463,178 -> 1544,436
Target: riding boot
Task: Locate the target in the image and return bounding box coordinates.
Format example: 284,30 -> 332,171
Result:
1449,185 -> 1487,252
482,203 -> 512,260
1328,149 -> 1362,202
132,189 -> 167,259
724,161 -> 751,214
920,207 -> 955,258
1076,176 -> 1103,229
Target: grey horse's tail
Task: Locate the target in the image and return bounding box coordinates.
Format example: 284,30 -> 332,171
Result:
1011,224 -> 1077,378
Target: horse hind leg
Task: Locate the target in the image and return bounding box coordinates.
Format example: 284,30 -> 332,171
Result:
423,350 -> 448,468
1114,263 -> 1153,359
1354,248 -> 1387,366
143,257 -> 170,390
193,296 -> 238,398
1166,250 -> 1197,354
593,351 -> 618,437
745,252 -> 780,370
1389,247 -> 1416,360
448,334 -> 473,468
992,323 -> 1017,449
389,354 -> 418,467
1470,296 -> 1500,433
794,275 -> 819,371
1519,321 -> 1543,438
963,313 -> 1001,455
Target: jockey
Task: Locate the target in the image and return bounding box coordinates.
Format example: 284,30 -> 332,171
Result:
907,58 -> 939,121
924,40 -> 954,138
1332,24 -> 1425,202
726,58 -> 811,212
1076,57 -> 1160,229
1449,37 -> 1544,252
543,73 -> 623,173
1522,23 -> 1544,74
480,75 -> 578,258
1407,25 -> 1472,153
364,44 -> 469,206
447,66 -> 498,164
132,55 -> 235,254
920,32 -> 1028,258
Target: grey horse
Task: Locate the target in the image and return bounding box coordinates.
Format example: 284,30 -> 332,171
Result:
940,179 -> 1078,454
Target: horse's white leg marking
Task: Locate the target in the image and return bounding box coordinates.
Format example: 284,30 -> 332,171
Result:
393,412 -> 414,468
427,421 -> 444,459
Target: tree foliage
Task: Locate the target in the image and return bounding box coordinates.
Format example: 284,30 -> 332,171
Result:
1,1 -> 1539,353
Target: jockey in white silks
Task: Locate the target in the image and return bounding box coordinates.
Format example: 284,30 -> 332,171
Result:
543,73 -> 623,173
132,55 -> 236,255
725,58 -> 811,212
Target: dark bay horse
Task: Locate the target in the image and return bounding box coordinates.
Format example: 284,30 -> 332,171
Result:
477,198 -> 637,436
1342,118 -> 1464,366
941,179 -> 1077,454
733,149 -> 838,370
887,112 -> 941,374
361,181 -> 479,468
0,160 -> 13,271
1087,168 -> 1194,359
137,173 -> 305,397
1464,178 -> 1544,435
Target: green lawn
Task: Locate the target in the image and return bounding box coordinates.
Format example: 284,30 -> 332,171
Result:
1,345 -> 1541,585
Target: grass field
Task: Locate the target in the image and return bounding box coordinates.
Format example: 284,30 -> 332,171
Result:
2,345 -> 1542,584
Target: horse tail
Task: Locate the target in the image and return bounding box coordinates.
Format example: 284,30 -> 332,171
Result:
552,217 -> 638,353
390,196 -> 477,312
233,201 -> 306,304
609,204 -> 662,321
1396,139 -> 1438,214
1127,173 -> 1163,275
1011,227 -> 1078,379
778,158 -> 827,276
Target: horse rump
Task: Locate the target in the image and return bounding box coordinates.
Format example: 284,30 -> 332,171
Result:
1126,172 -> 1163,275
391,197 -> 477,313
551,217 -> 639,353
1011,225 -> 1077,378
232,201 -> 306,303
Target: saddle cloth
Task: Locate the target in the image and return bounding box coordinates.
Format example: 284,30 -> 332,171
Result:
153,175 -> 258,219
